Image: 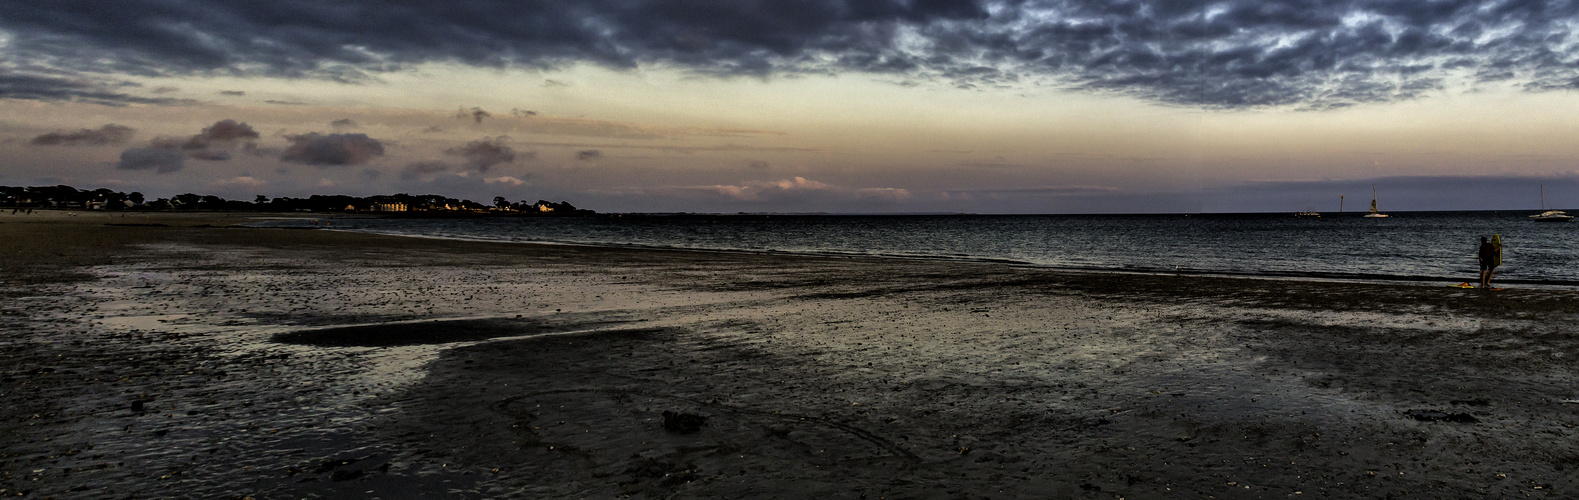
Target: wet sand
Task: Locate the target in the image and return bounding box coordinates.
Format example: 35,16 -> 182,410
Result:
3,211 -> 1579,499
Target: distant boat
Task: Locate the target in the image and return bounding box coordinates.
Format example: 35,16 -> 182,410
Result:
1364,186 -> 1389,218
1530,184 -> 1573,222
1295,211 -> 1320,217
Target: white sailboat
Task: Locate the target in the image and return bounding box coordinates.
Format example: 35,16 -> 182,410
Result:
1530,184 -> 1573,222
1364,186 -> 1389,218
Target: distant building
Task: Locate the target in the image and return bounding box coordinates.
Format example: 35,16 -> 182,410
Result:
537,204 -> 555,213
371,202 -> 407,212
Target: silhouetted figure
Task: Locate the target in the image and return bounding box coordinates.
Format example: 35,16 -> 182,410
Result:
1478,236 -> 1498,288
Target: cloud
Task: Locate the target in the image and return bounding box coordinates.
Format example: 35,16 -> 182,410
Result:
213,175 -> 265,188
502,117 -> 782,140
577,149 -> 602,161
331,118 -> 358,129
747,160 -> 770,169
281,133 -> 386,166
944,186 -> 1123,196
854,187 -> 912,203
400,160 -> 452,180
241,142 -> 277,157
445,137 -> 518,172
116,147 -> 185,173
142,119 -> 260,161
0,73 -> 197,106
729,177 -> 832,199
192,119 -> 261,144
510,108 -> 538,117
30,124 -> 135,146
610,176 -> 909,205
218,90 -> 245,96
485,176 -> 527,186
186,149 -> 232,161
10,0 -> 1579,108
457,107 -> 490,124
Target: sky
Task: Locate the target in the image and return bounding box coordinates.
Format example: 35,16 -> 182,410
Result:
3,0 -> 1579,214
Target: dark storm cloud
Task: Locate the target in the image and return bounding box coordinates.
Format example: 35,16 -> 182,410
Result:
445,137 -> 518,172
280,133 -> 386,166
31,124 -> 135,146
143,119 -> 260,161
577,150 -> 602,161
116,147 -> 185,173
331,118 -> 358,129
192,119 -> 261,145
0,73 -> 196,106
4,1 -> 1579,108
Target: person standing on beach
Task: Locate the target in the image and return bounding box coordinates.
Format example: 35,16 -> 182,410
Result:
1478,236 -> 1499,288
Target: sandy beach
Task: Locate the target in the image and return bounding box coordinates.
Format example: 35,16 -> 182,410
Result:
4,211 -> 1579,499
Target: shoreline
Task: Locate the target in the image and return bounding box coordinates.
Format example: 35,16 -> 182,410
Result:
242,215 -> 1579,290
4,214 -> 1579,498
13,208 -> 1565,289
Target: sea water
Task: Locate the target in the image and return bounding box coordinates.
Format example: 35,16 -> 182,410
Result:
250,211 -> 1579,287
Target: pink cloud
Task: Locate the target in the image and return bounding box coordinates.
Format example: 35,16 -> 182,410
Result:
212,176 -> 266,188
485,176 -> 528,186
607,177 -> 909,204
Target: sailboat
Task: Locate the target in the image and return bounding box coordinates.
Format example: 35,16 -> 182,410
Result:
1530,184 -> 1573,222
1363,186 -> 1389,218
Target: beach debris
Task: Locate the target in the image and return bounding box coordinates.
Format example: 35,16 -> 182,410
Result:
130,400 -> 144,412
1404,409 -> 1478,423
661,410 -> 707,434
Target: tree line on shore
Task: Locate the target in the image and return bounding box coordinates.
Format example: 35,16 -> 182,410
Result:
0,185 -> 591,215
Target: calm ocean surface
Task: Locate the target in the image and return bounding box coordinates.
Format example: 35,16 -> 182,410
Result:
252,211 -> 1579,287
